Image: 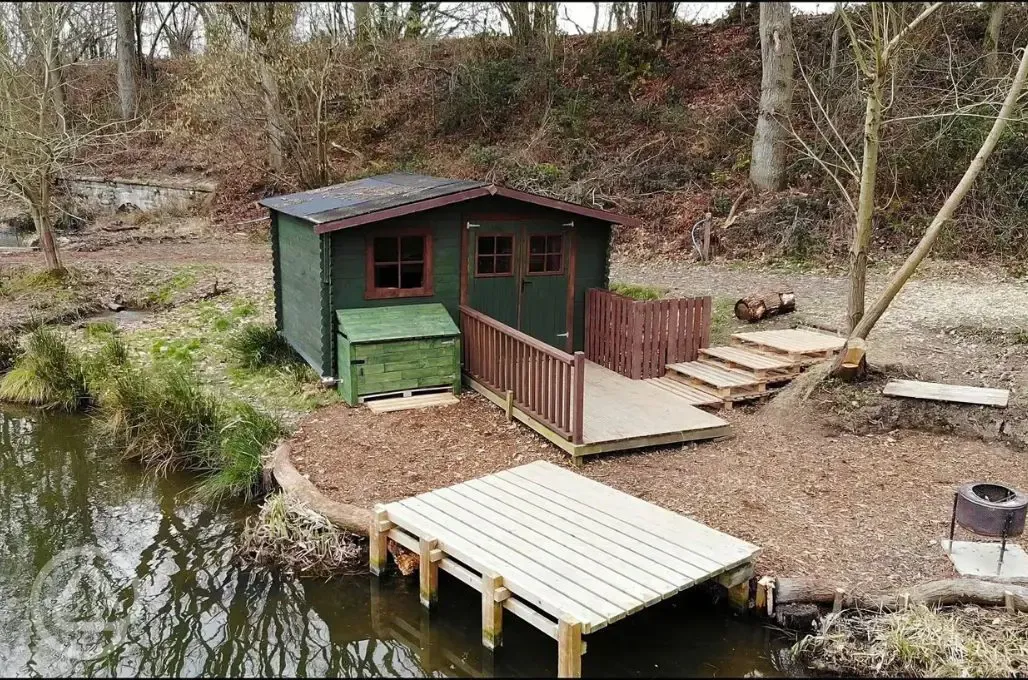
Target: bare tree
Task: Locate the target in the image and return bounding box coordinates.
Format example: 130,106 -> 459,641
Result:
0,4 -> 120,272
637,2 -> 674,50
116,1 -> 136,119
983,2 -> 1005,78
495,2 -> 557,53
749,1 -> 794,192
222,2 -> 297,175
835,43 -> 1028,376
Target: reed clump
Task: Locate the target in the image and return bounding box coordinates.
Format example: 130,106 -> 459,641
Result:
793,604 -> 1028,677
0,327 -> 89,410
237,492 -> 362,577
226,323 -> 299,369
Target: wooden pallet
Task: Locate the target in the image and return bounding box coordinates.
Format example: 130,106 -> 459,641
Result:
698,346 -> 801,382
644,377 -> 725,408
665,361 -> 766,400
366,391 -> 460,414
358,384 -> 455,404
730,328 -> 844,363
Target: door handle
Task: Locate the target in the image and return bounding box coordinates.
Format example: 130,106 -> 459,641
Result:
556,333 -> 569,338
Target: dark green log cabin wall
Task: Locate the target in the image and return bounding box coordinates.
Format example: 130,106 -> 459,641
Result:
274,196 -> 612,379
272,212 -> 332,375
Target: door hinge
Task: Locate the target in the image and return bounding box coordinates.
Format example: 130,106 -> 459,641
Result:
466,222 -> 480,229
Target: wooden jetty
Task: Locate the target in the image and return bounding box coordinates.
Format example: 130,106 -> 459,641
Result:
370,460 -> 762,677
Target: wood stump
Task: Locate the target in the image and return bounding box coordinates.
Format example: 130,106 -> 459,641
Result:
735,291 -> 796,323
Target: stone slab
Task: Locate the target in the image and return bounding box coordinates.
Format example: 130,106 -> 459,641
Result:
941,540 -> 1028,579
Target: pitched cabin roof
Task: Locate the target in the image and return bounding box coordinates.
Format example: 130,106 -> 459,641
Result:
258,172 -> 642,232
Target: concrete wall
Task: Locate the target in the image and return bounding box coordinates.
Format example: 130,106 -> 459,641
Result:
63,175 -> 216,213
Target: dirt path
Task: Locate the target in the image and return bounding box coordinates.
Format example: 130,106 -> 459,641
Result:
612,257 -> 1028,395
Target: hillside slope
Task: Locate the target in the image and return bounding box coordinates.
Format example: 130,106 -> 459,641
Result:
81,7 -> 1028,264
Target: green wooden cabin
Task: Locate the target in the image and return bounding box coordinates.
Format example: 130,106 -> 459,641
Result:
260,173 -> 639,381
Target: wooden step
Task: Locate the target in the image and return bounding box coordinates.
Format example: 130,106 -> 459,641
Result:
667,361 -> 764,389
645,377 -> 724,407
730,328 -> 844,361
665,361 -> 766,400
698,346 -> 801,381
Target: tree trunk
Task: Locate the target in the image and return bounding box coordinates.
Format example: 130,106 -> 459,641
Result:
637,2 -> 674,50
984,2 -> 1005,78
749,2 -> 794,192
354,1 -> 373,42
259,58 -> 285,174
28,184 -> 62,272
734,291 -> 796,323
115,1 -> 136,120
846,70 -> 884,332
776,576 -> 1028,612
828,2 -> 842,82
593,1 -> 600,33
835,40 -> 1028,362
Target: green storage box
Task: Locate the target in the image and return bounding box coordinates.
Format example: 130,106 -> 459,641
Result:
336,304 -> 462,405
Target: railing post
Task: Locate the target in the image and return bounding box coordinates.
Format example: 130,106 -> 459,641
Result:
572,352 -> 585,445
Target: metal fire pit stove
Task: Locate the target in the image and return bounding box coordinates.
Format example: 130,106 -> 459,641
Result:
948,482 -> 1028,573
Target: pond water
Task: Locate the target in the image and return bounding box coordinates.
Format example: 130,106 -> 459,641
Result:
0,409 -> 795,677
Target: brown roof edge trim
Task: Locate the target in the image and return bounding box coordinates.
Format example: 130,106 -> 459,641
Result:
490,186 -> 643,228
313,187 -> 492,233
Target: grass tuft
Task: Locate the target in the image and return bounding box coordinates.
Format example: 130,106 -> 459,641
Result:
610,282 -> 666,300
83,320 -> 118,339
794,604 -> 1028,677
226,323 -> 300,369
0,327 -> 89,410
237,492 -> 363,577
194,401 -> 283,502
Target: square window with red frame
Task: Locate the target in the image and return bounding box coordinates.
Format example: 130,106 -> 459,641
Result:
527,234 -> 563,274
476,234 -> 514,276
366,232 -> 433,299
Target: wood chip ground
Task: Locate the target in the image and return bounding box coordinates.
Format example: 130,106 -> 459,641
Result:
290,392 -> 1028,597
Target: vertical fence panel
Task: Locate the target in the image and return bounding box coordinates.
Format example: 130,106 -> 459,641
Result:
584,289 -> 711,380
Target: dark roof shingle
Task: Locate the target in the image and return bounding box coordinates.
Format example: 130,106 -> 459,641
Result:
258,173 -> 485,224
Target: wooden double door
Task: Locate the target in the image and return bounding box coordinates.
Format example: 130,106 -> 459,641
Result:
465,219 -> 573,351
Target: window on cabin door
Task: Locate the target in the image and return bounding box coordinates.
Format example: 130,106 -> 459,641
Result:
365,232 -> 433,299
527,234 -> 564,275
475,234 -> 514,276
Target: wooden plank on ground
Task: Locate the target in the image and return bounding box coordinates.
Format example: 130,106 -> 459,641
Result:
883,379 -> 1009,407
366,392 -> 458,413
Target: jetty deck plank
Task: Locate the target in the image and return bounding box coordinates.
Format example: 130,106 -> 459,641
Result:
378,460 -> 761,676
884,379 -> 1009,407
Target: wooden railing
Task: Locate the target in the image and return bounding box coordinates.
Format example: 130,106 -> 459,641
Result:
585,288 -> 711,380
459,306 -> 585,444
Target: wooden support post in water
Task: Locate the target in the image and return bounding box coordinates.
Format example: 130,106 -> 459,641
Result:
369,504 -> 392,576
557,617 -> 583,678
481,572 -> 504,650
832,588 -> 846,614
756,575 -> 775,615
419,537 -> 439,608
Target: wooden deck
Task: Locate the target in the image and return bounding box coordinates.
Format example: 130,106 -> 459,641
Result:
466,360 -> 731,460
371,460 -> 761,677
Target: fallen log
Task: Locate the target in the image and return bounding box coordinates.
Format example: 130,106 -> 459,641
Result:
775,576 -> 1028,614
735,291 -> 796,323
266,442 -> 372,535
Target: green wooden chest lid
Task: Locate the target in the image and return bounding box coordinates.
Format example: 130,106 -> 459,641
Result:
336,304 -> 460,343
